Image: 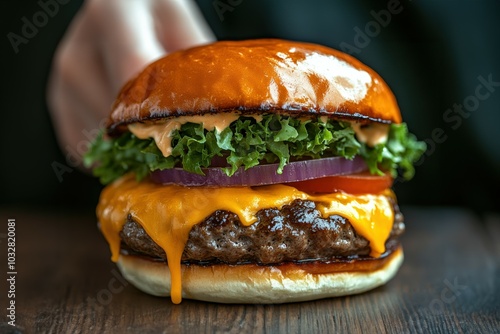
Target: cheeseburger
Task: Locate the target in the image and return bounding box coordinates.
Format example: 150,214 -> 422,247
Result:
85,39 -> 425,304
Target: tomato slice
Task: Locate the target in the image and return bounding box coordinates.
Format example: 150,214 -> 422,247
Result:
287,172 -> 393,194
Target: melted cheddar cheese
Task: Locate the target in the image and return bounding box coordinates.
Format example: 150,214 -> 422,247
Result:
97,174 -> 394,304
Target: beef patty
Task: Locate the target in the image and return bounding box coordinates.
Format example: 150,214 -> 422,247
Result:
119,199 -> 404,265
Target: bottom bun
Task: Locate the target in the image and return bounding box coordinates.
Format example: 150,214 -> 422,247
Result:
117,246 -> 403,304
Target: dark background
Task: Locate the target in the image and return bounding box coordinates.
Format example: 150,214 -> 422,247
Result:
1,0 -> 499,212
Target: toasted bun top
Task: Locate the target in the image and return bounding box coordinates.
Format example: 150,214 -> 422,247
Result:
108,39 -> 401,134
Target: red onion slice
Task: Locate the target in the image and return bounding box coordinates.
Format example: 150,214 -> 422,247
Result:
150,156 -> 367,187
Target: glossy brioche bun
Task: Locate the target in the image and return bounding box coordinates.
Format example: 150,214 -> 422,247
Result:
117,247 -> 403,304
108,39 -> 401,135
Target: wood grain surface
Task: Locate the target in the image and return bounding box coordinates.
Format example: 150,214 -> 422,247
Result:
0,206 -> 498,334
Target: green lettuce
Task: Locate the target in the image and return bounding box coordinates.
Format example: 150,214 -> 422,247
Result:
84,115 -> 425,185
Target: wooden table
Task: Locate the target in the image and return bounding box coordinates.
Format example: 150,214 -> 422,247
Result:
0,206 -> 498,333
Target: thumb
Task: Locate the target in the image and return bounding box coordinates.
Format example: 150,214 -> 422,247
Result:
95,0 -> 215,95
154,0 -> 215,52
93,0 -> 167,95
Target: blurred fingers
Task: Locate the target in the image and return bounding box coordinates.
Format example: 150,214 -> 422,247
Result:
89,0 -> 167,95
153,0 -> 216,51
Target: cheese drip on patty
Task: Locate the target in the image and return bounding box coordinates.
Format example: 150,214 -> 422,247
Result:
97,174 -> 394,304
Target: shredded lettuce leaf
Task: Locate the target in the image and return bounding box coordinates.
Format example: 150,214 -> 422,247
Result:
84,115 -> 425,185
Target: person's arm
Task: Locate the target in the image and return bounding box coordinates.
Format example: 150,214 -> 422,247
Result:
47,0 -> 214,164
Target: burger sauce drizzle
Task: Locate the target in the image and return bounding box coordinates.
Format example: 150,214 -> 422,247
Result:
97,175 -> 394,304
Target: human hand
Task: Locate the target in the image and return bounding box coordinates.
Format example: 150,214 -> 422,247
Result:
47,0 -> 215,164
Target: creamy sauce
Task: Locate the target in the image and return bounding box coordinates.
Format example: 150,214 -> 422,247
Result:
97,175 -> 394,304
129,122 -> 181,156
128,113 -> 241,157
129,114 -> 390,158
351,122 -> 389,147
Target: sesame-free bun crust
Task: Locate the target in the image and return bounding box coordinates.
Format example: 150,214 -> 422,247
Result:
117,246 -> 403,304
108,39 -> 401,134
